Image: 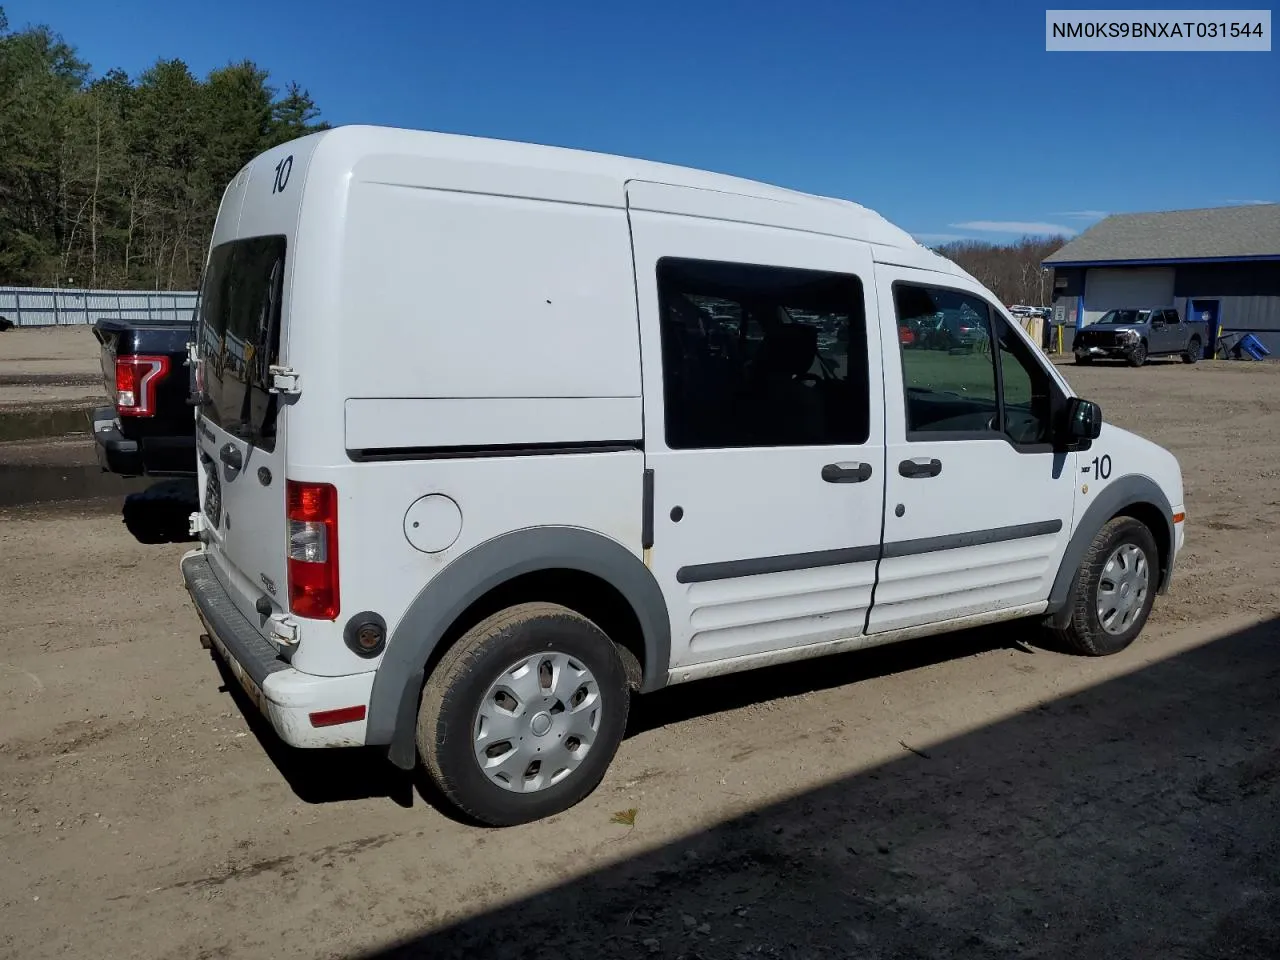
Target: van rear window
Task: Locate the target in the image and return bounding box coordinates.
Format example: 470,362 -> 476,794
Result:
196,236 -> 287,453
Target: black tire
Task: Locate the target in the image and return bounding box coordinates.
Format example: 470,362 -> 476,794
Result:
1126,342 -> 1148,367
417,602 -> 630,826
1049,516 -> 1158,656
1182,337 -> 1201,364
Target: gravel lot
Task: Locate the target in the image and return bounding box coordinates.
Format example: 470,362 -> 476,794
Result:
1,352 -> 1278,960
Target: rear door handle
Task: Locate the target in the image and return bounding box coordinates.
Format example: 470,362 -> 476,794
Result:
219,442 -> 244,478
898,457 -> 942,478
822,461 -> 873,483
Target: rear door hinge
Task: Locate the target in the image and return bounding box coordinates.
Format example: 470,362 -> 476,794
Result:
189,511 -> 206,537
268,614 -> 300,647
268,365 -> 301,396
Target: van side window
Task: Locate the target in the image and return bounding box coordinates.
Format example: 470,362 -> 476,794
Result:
996,319 -> 1054,444
894,284 -> 998,436
895,282 -> 1056,446
656,258 -> 870,449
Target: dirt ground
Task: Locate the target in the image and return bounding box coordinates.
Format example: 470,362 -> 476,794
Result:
2,353 -> 1279,960
0,327 -> 105,410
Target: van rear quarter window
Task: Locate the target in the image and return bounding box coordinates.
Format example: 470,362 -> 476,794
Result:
656,257 -> 870,449
197,236 -> 287,452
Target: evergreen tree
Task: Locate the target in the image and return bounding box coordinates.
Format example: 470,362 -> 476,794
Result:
0,6 -> 329,288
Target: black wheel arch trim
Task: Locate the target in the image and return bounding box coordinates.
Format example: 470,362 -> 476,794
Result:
1045,474 -> 1174,628
366,526 -> 671,769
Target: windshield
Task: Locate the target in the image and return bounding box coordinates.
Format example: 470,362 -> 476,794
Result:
1097,309 -> 1150,325
196,236 -> 287,452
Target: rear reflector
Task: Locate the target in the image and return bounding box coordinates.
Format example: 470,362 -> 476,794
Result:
309,705 -> 366,728
287,480 -> 339,620
115,355 -> 170,417
1173,512 -> 1186,524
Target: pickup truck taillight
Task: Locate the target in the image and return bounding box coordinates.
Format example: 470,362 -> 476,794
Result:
115,355 -> 170,417
287,480 -> 340,620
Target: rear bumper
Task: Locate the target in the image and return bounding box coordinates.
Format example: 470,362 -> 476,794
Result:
92,407 -> 144,476
92,406 -> 196,477
180,551 -> 374,748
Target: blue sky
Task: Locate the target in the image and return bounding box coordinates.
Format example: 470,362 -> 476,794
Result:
9,0 -> 1278,243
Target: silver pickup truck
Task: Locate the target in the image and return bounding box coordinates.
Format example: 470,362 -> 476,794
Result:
1073,307 -> 1209,367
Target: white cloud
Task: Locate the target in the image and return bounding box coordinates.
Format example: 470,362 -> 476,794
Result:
913,232 -> 972,244
1055,210 -> 1109,220
950,220 -> 1078,236
1224,199 -> 1274,205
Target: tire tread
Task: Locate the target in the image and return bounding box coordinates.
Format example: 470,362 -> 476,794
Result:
1050,516 -> 1156,656
416,602 -> 627,825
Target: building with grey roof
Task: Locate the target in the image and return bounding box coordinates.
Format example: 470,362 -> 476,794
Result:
1043,203 -> 1280,356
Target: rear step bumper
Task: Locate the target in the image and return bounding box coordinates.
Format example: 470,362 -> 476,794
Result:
180,551 -> 375,749
91,405 -> 198,477
92,407 -> 143,476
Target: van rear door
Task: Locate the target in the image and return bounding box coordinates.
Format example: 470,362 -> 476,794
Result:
193,141 -> 314,638
195,235 -> 291,632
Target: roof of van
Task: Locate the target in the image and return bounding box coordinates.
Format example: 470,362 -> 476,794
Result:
305,124 -> 964,273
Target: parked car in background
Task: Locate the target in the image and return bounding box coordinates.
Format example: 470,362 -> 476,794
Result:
91,317 -> 196,477
911,307 -> 987,352
1072,307 -> 1209,367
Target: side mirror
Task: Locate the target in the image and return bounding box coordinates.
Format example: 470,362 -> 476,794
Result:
1064,397 -> 1102,441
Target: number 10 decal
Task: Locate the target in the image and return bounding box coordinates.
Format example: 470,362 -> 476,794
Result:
272,155 -> 293,195
1091,454 -> 1112,479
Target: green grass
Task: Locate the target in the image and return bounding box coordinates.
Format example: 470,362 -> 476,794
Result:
900,347 -> 997,399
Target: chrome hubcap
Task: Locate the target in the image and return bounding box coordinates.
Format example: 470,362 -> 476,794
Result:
473,652 -> 601,793
1096,543 -> 1150,635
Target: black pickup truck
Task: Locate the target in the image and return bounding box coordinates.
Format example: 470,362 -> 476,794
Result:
91,318 -> 196,477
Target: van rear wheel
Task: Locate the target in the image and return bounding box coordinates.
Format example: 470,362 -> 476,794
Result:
1049,516 -> 1158,657
416,602 -> 630,826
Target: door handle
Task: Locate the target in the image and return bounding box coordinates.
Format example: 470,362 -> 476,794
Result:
898,457 -> 942,478
822,461 -> 873,483
219,442 -> 243,478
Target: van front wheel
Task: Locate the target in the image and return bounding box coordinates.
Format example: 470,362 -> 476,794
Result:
1049,516 -> 1158,657
417,602 -> 630,826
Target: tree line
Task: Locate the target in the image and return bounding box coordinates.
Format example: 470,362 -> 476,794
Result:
932,235 -> 1069,308
0,6 -> 328,291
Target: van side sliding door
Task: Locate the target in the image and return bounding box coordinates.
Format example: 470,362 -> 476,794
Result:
627,183 -> 887,670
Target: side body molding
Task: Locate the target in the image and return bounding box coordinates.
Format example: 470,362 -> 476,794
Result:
366,526 -> 672,769
1044,474 -> 1174,628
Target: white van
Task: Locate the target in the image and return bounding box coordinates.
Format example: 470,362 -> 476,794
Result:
182,125 -> 1186,826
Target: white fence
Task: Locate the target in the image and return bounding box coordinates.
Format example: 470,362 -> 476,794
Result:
0,286 -> 198,327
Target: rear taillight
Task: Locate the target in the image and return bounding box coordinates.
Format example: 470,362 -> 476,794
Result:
115,355 -> 170,417
287,481 -> 339,620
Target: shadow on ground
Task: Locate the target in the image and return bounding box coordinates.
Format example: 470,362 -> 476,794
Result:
215,620 -> 1022,821
121,478 -> 199,543
352,617 -> 1280,960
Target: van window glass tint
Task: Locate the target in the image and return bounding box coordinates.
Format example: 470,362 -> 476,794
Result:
894,284 -> 998,435
997,321 -> 1054,444
196,236 -> 287,452
656,258 -> 869,449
